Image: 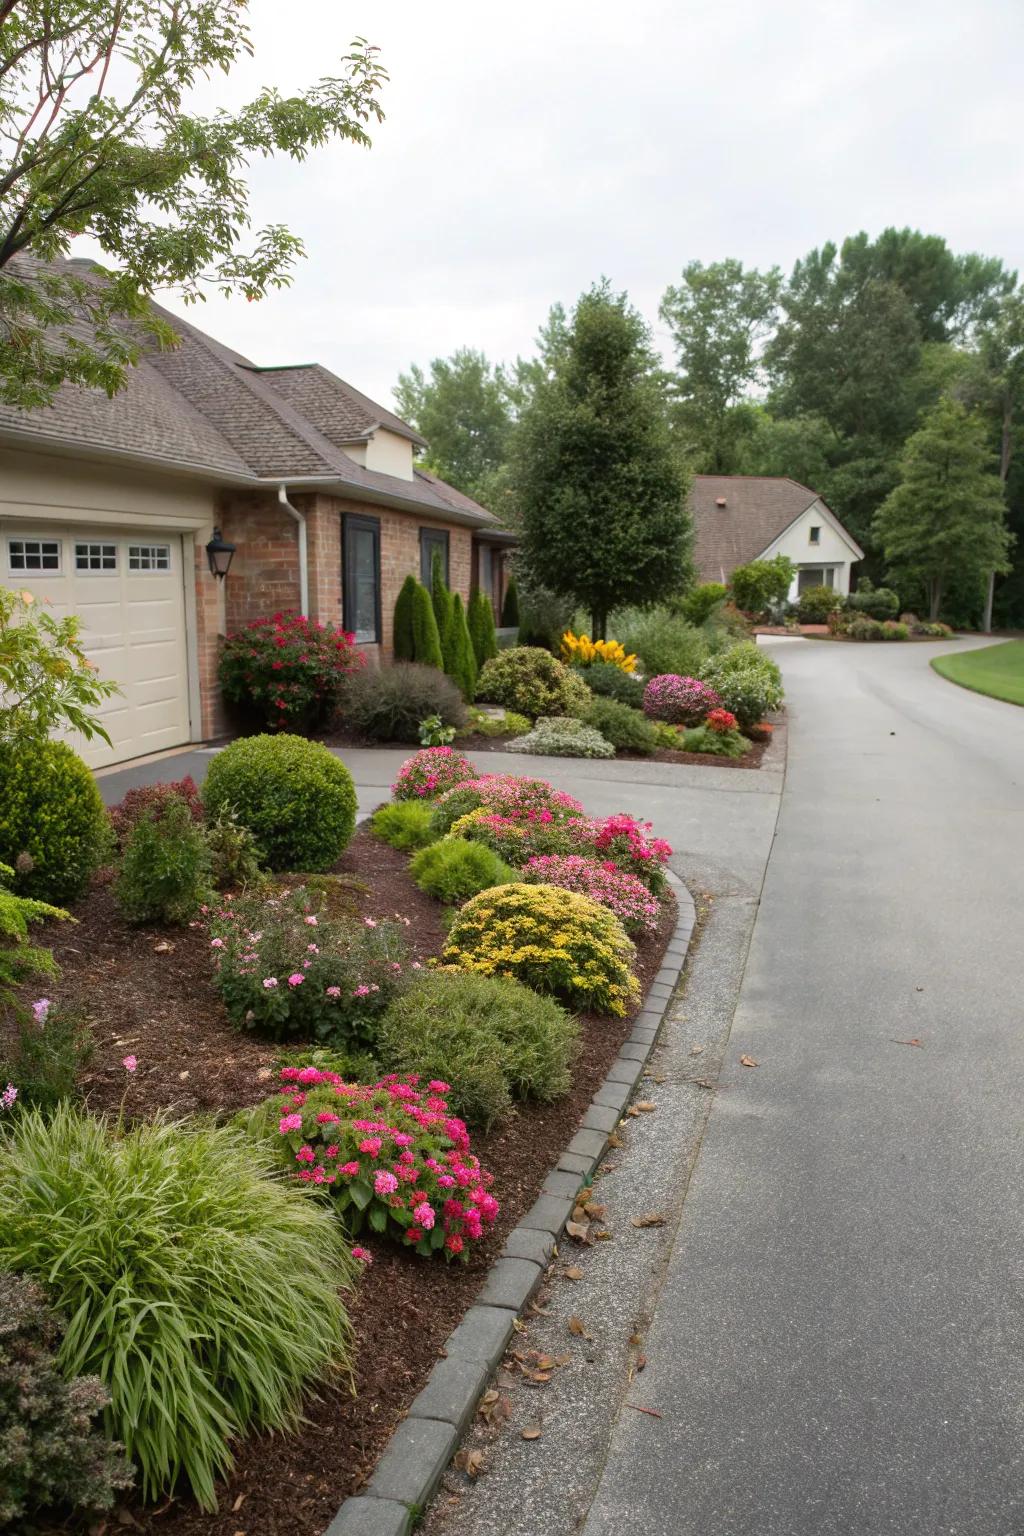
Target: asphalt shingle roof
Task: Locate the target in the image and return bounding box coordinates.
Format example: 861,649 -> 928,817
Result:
0,261 -> 494,526
691,475 -> 857,580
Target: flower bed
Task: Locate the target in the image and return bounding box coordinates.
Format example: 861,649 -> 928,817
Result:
3,756 -> 679,1536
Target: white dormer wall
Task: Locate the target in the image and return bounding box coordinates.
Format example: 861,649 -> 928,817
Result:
343,442 -> 368,466
759,499 -> 859,600
364,429 -> 414,480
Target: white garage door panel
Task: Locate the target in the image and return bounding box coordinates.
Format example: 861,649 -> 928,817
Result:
3,526 -> 191,767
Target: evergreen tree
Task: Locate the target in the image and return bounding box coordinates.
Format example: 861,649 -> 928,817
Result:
447,594 -> 478,700
430,552 -> 455,666
510,282 -> 692,639
410,582 -> 443,669
392,574 -> 417,662
873,398 -> 1013,619
468,590 -> 498,668
501,578 -> 520,628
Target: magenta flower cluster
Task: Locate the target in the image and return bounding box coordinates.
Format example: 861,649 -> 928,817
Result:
391,746 -> 477,801
523,854 -> 661,935
642,674 -> 721,726
272,1067 -> 499,1260
436,773 -> 584,823
579,813 -> 673,897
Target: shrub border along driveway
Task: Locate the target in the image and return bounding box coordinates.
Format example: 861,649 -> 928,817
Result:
323,869 -> 697,1536
931,639 -> 1024,707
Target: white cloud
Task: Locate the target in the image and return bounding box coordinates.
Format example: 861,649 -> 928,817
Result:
101,0 -> 1024,408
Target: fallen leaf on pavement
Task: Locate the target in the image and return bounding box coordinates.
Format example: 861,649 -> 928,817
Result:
521,1423 -> 542,1440
455,1448 -> 486,1478
563,1266 -> 584,1281
565,1219 -> 591,1243
636,1353 -> 648,1372
891,1037 -> 924,1047
624,1402 -> 663,1419
739,1055 -> 758,1067
689,1044 -> 704,1056
631,1213 -> 666,1228
634,1100 -> 657,1112
568,1315 -> 593,1340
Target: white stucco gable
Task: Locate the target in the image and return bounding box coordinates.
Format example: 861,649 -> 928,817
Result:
758,498 -> 865,599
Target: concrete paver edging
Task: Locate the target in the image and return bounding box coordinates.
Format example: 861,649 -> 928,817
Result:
323,869 -> 697,1536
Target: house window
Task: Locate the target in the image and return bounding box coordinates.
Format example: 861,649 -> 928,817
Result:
420,528 -> 449,586
798,566 -> 835,592
8,537 -> 60,572
809,526 -> 821,545
75,542 -> 117,572
477,543 -> 494,604
128,543 -> 170,571
343,514 -> 381,644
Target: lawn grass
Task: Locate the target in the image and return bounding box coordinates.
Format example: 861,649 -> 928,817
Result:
931,640 -> 1024,706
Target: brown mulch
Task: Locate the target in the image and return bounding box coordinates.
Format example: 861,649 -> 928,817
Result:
19,823 -> 675,1536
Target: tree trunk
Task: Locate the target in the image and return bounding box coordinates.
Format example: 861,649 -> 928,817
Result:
591,609 -> 607,641
983,570 -> 995,633
929,580 -> 942,622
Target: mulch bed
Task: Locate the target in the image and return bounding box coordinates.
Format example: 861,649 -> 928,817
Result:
17,822 -> 675,1536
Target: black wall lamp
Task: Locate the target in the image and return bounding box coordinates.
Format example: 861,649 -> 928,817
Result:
206,528 -> 236,579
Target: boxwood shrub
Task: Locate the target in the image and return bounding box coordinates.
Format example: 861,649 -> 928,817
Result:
476,646 -> 591,719
409,838 -> 517,904
203,734 -> 356,871
378,971 -> 579,1128
0,739 -> 109,905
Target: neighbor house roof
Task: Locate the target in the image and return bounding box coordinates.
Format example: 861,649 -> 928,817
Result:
691,475 -> 863,581
0,259 -> 495,529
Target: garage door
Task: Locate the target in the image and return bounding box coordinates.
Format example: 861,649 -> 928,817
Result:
4,526 -> 191,767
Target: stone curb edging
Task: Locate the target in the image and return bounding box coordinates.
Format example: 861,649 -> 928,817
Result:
324,869 -> 698,1536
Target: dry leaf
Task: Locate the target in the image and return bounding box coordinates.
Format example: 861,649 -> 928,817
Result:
739,1055 -> 758,1068
512,1317 -> 527,1333
631,1212 -> 666,1228
565,1219 -> 591,1243
178,1070 -> 190,1081
891,1037 -> 923,1047
636,1353 -> 648,1372
583,1200 -> 606,1219
521,1423 -> 542,1440
563,1266 -> 584,1281
567,1315 -> 593,1340
477,1389 -> 499,1419
455,1448 -> 486,1478
634,1100 -> 657,1113
153,939 -> 175,954
231,1495 -> 247,1512
496,1367 -> 518,1388
651,1073 -> 667,1084
595,1229 -> 614,1241
689,1044 -> 704,1056
607,1131 -> 625,1148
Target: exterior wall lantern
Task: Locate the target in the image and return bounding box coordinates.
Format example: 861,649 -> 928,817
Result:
205,528 -> 236,579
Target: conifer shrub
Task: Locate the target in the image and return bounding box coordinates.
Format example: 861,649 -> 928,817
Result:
393,573 -> 418,662
501,577 -> 520,627
410,582 -> 444,669
468,589 -> 499,668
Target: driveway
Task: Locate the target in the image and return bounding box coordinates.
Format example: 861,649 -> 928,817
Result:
582,637 -> 1024,1536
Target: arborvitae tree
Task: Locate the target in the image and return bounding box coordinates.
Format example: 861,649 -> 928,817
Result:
446,594 -> 478,700
501,577 -> 520,628
410,582 -> 444,669
873,397 -> 1013,619
393,574 -> 417,662
510,281 -> 692,638
430,551 -> 455,666
468,590 -> 499,669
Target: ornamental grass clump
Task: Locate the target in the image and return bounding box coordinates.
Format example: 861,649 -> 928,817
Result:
0,1104 -> 356,1510
210,884 -> 409,1046
0,1271 -> 134,1529
523,854 -> 661,936
218,613 -> 363,731
409,839 -> 517,905
371,800 -> 438,852
257,1067 -> 499,1260
202,734 -> 357,871
642,674 -> 721,726
378,971 -> 579,1128
442,882 -> 639,1017
391,745 -> 477,801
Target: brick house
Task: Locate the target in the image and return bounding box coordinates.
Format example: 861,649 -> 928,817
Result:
0,285 -> 514,767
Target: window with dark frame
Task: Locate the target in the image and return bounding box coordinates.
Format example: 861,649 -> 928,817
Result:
343,513 -> 381,644
809,525 -> 822,545
75,542 -> 117,571
8,537 -> 60,572
419,527 -> 449,586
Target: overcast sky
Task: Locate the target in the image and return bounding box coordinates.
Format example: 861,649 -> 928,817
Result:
144,0 -> 1024,410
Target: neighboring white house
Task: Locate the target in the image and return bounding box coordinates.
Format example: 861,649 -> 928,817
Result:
691,476 -> 864,601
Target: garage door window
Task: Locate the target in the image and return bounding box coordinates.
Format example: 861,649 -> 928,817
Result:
75,542 -> 117,571
128,543 -> 171,572
8,538 -> 60,572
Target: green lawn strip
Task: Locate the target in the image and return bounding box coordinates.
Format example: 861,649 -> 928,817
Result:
931,640 -> 1024,706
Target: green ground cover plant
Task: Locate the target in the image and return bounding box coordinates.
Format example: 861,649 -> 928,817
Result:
931,639 -> 1024,706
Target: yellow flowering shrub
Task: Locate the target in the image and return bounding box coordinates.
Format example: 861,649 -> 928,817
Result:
560,632 -> 637,675
442,882 -> 639,1017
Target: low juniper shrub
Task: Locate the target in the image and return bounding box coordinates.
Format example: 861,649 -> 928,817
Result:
371,801 -> 438,852
409,838 -> 517,905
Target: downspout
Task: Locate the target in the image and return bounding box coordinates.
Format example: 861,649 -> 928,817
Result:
277,484 -> 309,617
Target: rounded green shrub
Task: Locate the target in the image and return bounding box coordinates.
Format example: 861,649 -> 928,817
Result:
476,646 -> 591,719
202,734 -> 356,871
0,739 -> 108,905
0,1104 -> 355,1510
700,642 -> 784,729
443,882 -> 639,1016
371,800 -> 438,851
681,582 -> 728,625
617,607 -> 710,680
582,696 -> 658,754
796,585 -> 842,623
575,661 -> 645,707
378,970 -> 579,1128
409,838 -> 517,904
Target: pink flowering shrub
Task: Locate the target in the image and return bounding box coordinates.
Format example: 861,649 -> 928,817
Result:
266,1068 -> 498,1260
642,674 -> 721,727
209,885 -> 409,1045
430,774 -> 584,837
582,813 -> 673,897
523,854 -> 661,936
391,746 -> 477,801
